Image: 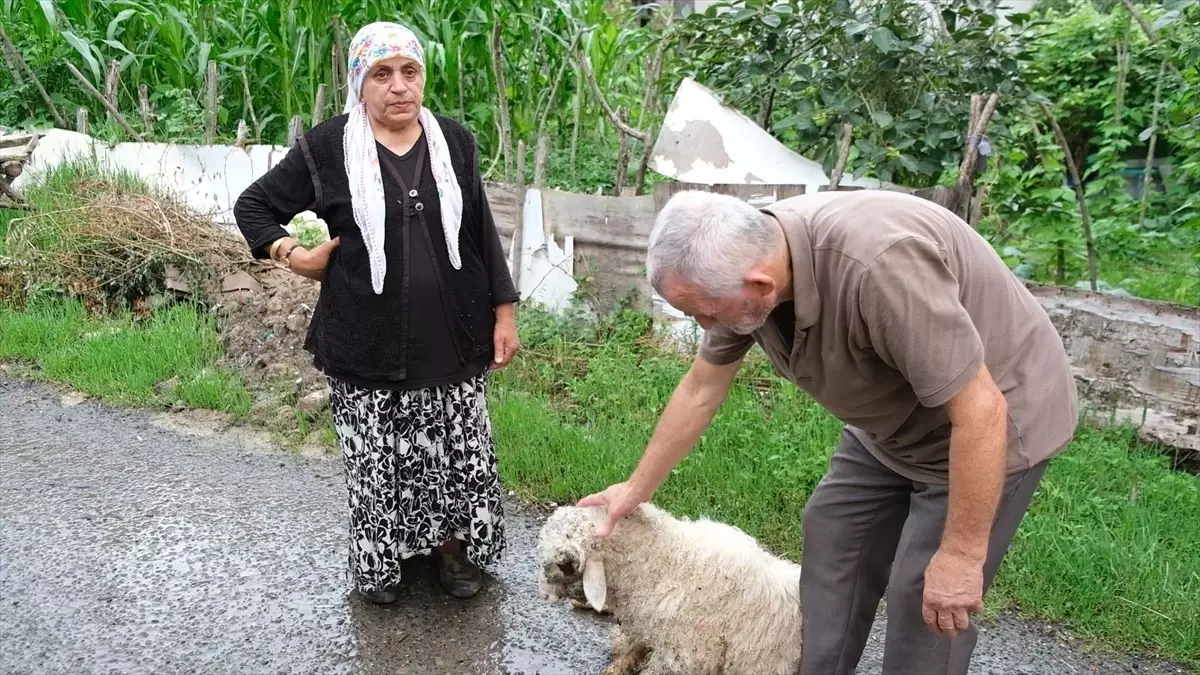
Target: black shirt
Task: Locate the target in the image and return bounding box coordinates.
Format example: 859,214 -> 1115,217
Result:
232,113 -> 519,390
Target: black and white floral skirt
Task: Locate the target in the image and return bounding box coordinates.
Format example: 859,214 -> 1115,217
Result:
326,371 -> 506,593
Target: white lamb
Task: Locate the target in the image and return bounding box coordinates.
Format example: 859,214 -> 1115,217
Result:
536,502 -> 803,675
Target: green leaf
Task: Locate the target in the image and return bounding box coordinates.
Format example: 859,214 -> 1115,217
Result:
844,20 -> 870,36
871,110 -> 894,126
762,13 -> 782,28
107,8 -> 137,42
871,27 -> 896,53
102,39 -> 134,56
1139,125 -> 1158,142
62,31 -> 102,85
37,0 -> 56,29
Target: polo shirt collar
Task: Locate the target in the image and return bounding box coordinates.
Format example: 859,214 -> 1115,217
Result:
761,206 -> 820,330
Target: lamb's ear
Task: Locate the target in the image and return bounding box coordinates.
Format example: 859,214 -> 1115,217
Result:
581,552 -> 607,613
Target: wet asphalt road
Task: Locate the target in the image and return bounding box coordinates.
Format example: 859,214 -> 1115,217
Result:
0,373 -> 1193,675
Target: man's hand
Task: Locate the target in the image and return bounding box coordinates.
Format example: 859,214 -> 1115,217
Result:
287,237 -> 340,281
577,479 -> 655,538
492,303 -> 519,369
922,547 -> 984,638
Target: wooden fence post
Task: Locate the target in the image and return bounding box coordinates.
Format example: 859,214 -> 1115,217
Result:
312,84 -> 328,126
205,60 -> 218,144
76,108 -> 88,135
287,115 -> 304,147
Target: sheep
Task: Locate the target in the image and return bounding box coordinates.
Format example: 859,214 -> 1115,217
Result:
536,502 -> 804,675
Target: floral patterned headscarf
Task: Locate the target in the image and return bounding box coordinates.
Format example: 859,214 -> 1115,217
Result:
342,21 -> 464,295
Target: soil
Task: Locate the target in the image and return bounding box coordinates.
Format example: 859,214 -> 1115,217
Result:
211,260 -> 328,437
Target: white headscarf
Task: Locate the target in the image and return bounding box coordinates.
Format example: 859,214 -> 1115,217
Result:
342,21 -> 464,295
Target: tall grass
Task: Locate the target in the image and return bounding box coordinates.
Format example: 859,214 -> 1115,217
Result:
1,0 -> 663,189
490,305 -> 1200,666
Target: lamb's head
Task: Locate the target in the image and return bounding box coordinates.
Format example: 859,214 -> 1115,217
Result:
536,504 -> 613,613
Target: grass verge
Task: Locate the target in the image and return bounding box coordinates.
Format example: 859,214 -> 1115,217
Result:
490,306 -> 1200,667
0,298 -> 251,415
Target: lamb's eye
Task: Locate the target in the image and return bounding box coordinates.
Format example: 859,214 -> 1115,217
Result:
559,559 -> 577,577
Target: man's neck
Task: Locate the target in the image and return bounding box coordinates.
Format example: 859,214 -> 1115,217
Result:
767,214 -> 794,307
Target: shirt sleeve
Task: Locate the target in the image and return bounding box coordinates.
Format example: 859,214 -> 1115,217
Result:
857,236 -> 984,408
698,324 -> 756,365
464,132 -> 521,306
232,142 -> 318,259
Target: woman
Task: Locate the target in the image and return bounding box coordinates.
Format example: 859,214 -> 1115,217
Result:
232,21 -> 520,605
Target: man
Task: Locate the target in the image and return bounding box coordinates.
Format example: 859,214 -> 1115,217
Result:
578,189 -> 1078,675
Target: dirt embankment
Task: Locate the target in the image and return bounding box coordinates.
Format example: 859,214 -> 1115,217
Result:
212,261 -> 332,440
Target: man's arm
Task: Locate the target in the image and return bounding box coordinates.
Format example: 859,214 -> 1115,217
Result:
578,352 -> 744,536
942,363 -> 1008,563
922,362 -> 1008,637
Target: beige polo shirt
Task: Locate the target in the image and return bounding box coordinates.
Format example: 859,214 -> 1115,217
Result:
699,190 -> 1079,483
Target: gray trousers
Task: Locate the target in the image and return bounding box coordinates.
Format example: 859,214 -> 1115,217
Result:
798,430 -> 1049,675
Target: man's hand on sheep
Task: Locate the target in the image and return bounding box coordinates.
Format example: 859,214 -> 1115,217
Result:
921,547 -> 985,638
576,480 -> 654,538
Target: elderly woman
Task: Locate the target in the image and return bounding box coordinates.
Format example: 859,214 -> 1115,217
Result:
232,21 -> 520,604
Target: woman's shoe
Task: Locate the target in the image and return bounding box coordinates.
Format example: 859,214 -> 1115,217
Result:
437,549 -> 482,599
359,587 -> 397,605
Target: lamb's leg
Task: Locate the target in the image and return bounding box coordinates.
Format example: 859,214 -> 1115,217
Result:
602,625 -> 649,675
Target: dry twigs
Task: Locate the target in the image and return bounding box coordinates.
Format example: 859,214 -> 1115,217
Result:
6,176 -> 251,308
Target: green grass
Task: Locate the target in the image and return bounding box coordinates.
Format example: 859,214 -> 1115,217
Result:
490,306 -> 1200,667
0,298 -> 252,415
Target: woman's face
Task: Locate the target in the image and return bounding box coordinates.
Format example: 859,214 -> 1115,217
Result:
361,54 -> 424,130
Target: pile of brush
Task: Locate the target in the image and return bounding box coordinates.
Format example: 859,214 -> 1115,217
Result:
3,158 -> 252,311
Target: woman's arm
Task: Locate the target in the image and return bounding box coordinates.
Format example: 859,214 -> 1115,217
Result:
233,143 -> 318,260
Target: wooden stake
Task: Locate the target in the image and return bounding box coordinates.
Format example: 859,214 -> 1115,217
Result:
205,60 -> 218,144
312,84 -> 328,126
571,64 -> 582,173
575,47 -> 649,143
287,115 -> 303,147
333,16 -> 348,110
632,10 -> 672,196
235,120 -> 249,148
511,140 -> 526,291
829,124 -> 854,189
534,134 -> 549,189
615,108 -> 630,195
76,108 -> 88,135
490,23 -> 513,181
1139,60 -> 1167,228
65,62 -> 144,140
1040,102 -> 1098,292
138,83 -> 154,137
104,60 -> 120,119
1114,40 -> 1130,126
0,24 -> 68,128
241,69 -> 262,142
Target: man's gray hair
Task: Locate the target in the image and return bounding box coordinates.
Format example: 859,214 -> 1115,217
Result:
646,190 -> 778,296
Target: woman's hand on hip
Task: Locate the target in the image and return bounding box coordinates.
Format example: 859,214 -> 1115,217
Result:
491,303 -> 519,370
288,237 -> 340,281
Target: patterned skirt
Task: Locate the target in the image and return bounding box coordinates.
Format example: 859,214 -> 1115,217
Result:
326,371 -> 506,593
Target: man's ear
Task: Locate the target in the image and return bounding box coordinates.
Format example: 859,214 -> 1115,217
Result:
581,551 -> 607,613
743,268 -> 777,297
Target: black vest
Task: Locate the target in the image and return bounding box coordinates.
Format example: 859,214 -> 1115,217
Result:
296,113 -> 504,382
